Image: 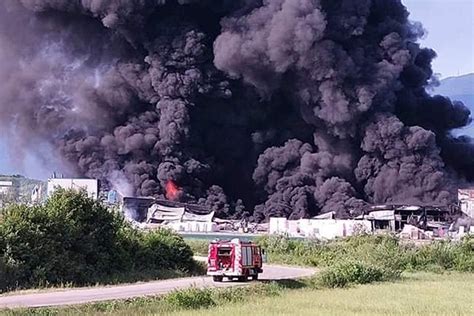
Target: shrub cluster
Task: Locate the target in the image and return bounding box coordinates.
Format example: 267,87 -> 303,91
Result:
315,261 -> 400,288
256,234 -> 473,288
165,283 -> 282,310
166,287 -> 215,309
256,234 -> 474,273
185,239 -> 210,256
403,238 -> 474,272
0,189 -> 196,292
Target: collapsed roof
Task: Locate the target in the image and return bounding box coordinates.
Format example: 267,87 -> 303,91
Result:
147,203 -> 215,223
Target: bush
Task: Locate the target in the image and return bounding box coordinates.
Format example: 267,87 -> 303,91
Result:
135,229 -> 195,272
403,236 -> 474,272
316,261 -> 399,288
0,191 -> 128,288
185,239 -> 209,256
256,234 -> 405,269
0,256 -> 10,290
257,234 -> 474,273
0,189 -> 197,292
164,283 -> 282,311
165,287 -> 215,309
454,236 -> 474,272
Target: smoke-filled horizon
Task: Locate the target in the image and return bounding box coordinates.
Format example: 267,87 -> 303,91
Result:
1,0 -> 473,221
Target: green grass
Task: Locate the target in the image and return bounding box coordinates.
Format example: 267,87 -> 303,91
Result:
0,264 -> 206,297
172,273 -> 474,316
185,239 -> 209,256
0,283 -> 284,316
186,234 -> 474,273
3,273 -> 472,316
256,234 -> 474,272
1,236 -> 471,315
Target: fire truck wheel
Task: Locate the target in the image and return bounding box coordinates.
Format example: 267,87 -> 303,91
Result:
212,276 -> 223,282
237,276 -> 247,282
252,274 -> 258,281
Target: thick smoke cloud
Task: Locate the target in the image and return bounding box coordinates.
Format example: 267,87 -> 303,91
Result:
0,0 -> 473,221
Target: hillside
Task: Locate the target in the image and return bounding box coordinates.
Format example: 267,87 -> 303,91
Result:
433,73 -> 474,97
432,73 -> 474,136
0,174 -> 46,204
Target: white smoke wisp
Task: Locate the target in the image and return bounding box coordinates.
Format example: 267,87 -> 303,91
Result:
109,170 -> 144,224
123,205 -> 138,221
108,170 -> 134,197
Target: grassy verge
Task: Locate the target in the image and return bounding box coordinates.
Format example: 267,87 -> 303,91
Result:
172,272 -> 474,316
0,262 -> 207,298
0,255 -> 206,296
2,282 -> 286,316
186,234 -> 474,273
256,234 -> 474,272
4,272 -> 472,315
185,239 -> 209,257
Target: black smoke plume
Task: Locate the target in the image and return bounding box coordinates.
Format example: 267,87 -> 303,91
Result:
0,0 -> 472,220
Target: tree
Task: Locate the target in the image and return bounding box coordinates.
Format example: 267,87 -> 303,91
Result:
0,189 -> 197,292
0,189 -> 128,287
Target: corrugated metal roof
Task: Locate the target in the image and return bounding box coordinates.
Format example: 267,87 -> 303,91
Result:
367,210 -> 395,220
313,211 -> 335,219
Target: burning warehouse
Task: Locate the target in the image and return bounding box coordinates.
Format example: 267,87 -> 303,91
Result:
1,1 -> 474,222
122,197 -> 217,232
365,204 -> 451,233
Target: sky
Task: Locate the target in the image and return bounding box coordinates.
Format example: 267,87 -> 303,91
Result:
402,0 -> 474,78
0,0 -> 473,179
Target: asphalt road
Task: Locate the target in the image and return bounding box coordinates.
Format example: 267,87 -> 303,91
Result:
0,264 -> 315,308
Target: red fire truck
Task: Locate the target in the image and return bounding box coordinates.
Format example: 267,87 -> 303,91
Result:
207,238 -> 265,282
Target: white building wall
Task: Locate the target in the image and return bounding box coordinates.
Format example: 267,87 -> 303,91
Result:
459,189 -> 474,218
0,181 -> 13,187
269,217 -> 288,235
47,178 -> 99,200
0,181 -> 14,194
269,217 -> 372,239
167,221 -> 217,232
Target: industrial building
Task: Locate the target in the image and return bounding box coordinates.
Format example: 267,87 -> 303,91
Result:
0,180 -> 16,195
43,176 -> 473,239
0,179 -> 18,207
47,178 -> 99,200
365,204 -> 451,233
121,197 -> 217,233
268,191 -> 474,240
458,189 -> 474,218
269,217 -> 372,239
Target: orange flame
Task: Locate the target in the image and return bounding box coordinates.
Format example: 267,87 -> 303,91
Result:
165,179 -> 180,200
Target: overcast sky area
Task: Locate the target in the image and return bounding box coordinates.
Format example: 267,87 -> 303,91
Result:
1,0 -> 473,179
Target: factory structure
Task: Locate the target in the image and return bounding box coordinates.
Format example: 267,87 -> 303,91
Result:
40,176 -> 474,240
121,197 -> 218,232
45,177 -> 216,234
47,177 -> 99,200
0,171 -> 469,240
0,179 -> 18,208
120,192 -> 472,239
0,180 -> 17,196
269,203 -> 460,240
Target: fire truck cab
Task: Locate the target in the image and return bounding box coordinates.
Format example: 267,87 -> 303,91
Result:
207,238 -> 265,282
